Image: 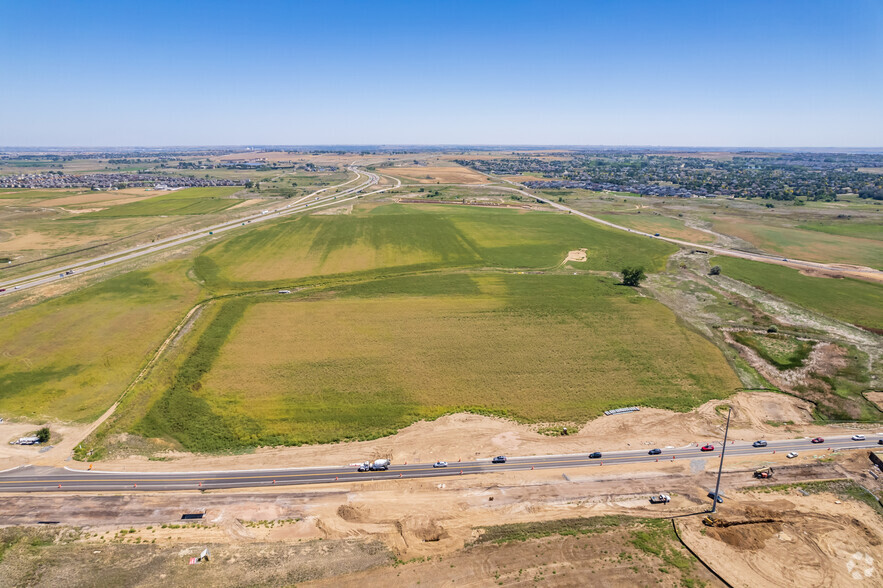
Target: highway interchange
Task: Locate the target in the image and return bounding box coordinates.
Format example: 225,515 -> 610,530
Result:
1,435 -> 878,493
0,168 -> 399,295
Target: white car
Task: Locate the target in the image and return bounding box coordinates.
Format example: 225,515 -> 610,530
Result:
852,434 -> 866,441
786,452 -> 798,459
433,461 -> 448,468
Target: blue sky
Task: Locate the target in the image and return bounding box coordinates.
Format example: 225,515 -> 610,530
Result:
1,1 -> 881,147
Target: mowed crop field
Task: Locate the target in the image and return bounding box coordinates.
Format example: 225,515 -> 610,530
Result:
709,215 -> 883,269
135,274 -> 740,451
715,257 -> 883,331
593,212 -> 715,244
83,186 -> 242,217
196,203 -> 676,289
0,261 -> 202,422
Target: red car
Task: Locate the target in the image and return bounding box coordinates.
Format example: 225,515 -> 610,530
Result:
811,437 -> 824,443
700,444 -> 714,452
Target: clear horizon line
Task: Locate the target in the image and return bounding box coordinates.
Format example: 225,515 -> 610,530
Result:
3,144 -> 883,151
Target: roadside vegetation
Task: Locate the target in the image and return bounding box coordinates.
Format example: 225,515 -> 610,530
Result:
730,331 -> 815,370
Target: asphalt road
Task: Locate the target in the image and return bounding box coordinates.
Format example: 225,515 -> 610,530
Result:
1,435 -> 877,493
0,168 -> 396,295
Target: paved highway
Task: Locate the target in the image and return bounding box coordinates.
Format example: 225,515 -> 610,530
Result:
1,435 -> 877,493
0,168 -> 398,295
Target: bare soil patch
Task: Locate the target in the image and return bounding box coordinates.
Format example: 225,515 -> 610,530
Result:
563,248 -> 587,263
866,392 -> 883,412
677,491 -> 883,587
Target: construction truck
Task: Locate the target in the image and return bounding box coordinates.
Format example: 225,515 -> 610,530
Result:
649,493 -> 671,504
753,467 -> 773,479
358,459 -> 391,472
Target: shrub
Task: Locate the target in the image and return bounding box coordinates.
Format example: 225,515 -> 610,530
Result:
35,427 -> 50,443
709,265 -> 721,276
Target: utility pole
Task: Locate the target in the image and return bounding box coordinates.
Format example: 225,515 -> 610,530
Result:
711,407 -> 732,514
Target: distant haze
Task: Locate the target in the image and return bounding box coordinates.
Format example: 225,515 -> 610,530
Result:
1,0 -> 881,147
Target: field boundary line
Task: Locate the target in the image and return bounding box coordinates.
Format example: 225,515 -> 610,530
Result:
67,300 -> 209,459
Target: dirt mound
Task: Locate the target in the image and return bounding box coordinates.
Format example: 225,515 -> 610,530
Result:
337,504 -> 372,523
706,521 -> 782,550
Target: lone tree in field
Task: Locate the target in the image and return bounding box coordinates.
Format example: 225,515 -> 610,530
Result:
36,427 -> 50,443
709,265 -> 722,276
620,266 -> 646,287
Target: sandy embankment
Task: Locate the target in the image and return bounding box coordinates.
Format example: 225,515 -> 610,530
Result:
60,391 -> 880,473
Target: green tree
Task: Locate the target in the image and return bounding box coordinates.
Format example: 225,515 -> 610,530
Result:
36,427 -> 50,443
709,265 -> 721,276
620,266 -> 646,287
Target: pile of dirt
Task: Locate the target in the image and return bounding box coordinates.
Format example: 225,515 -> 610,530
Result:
563,248 -> 588,263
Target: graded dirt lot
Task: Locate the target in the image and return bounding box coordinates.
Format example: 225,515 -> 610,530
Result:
2,450 -> 878,587
378,165 -> 491,184
677,491 -> 883,587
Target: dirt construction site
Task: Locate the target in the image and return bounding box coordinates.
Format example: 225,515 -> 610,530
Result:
1,444 -> 882,587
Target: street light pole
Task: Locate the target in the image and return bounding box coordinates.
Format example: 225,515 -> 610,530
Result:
711,407 -> 732,514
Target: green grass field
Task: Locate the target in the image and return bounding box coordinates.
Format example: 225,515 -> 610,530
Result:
594,212 -> 715,244
797,221 -> 883,241
195,203 -> 676,290
83,187 -> 241,217
133,273 -> 740,451
0,261 -> 202,422
715,257 -> 883,331
709,215 -> 883,269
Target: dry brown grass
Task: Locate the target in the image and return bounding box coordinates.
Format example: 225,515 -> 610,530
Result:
379,165 -> 491,184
